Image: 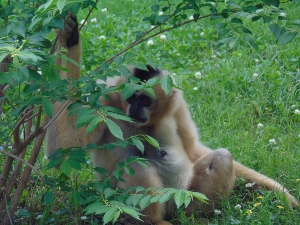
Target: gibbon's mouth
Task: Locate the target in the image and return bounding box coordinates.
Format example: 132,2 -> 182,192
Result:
129,115 -> 147,124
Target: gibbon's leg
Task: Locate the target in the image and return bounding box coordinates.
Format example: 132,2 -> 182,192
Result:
187,149 -> 235,215
46,14 -> 103,158
173,99 -> 298,207
117,163 -> 171,225
233,162 -> 299,207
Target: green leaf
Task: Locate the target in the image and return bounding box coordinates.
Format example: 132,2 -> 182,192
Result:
160,75 -> 173,95
121,83 -> 139,100
120,207 -> 143,221
43,191 -> 54,204
94,167 -> 108,177
151,4 -> 159,12
68,158 -> 81,170
269,24 -> 281,40
231,18 -> 243,24
42,98 -> 54,118
113,169 -> 123,180
60,160 -> 71,175
113,56 -> 123,66
17,50 -> 43,64
47,157 -> 63,169
279,31 -> 297,45
57,0 -> 66,14
174,190 -> 185,208
124,166 -> 135,177
106,118 -> 123,140
104,188 -> 117,199
184,192 -> 191,207
191,192 -> 208,202
128,194 -> 143,206
106,111 -> 132,122
103,207 -> 118,225
144,135 -> 159,148
158,191 -> 173,204
118,65 -> 132,78
139,195 -> 151,209
244,34 -> 257,49
86,116 -> 104,134
132,138 -> 144,153
75,114 -> 97,128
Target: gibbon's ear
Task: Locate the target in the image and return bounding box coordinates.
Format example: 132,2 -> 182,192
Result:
131,65 -> 163,82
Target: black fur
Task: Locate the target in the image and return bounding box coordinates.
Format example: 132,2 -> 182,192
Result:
133,65 -> 161,81
66,15 -> 79,48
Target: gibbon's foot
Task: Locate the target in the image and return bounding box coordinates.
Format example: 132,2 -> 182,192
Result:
62,13 -> 79,48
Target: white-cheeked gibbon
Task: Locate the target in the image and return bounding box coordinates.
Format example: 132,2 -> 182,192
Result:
46,14 -> 298,225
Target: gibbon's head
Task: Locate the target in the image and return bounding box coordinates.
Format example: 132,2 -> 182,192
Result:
123,65 -> 178,127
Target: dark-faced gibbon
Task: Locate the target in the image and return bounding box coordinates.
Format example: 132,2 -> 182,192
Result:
46,14 -> 298,225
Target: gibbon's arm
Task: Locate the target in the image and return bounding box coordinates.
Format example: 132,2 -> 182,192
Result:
174,93 -> 298,207
46,14 -> 105,158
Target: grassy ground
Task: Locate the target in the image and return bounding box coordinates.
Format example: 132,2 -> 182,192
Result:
16,0 -> 300,224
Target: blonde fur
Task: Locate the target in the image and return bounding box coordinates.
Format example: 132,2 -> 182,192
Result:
46,14 -> 298,225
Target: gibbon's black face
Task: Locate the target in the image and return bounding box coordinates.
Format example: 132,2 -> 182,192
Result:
126,65 -> 161,124
127,92 -> 152,124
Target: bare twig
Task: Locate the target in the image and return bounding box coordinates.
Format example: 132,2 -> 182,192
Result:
79,0 -> 99,30
4,128 -> 46,224
0,149 -> 44,177
43,99 -> 72,130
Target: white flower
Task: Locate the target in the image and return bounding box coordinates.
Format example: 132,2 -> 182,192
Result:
195,71 -> 202,79
253,73 -> 259,78
234,204 -> 242,210
193,87 -> 198,91
98,35 -> 106,40
81,216 -> 87,220
279,12 -> 286,17
214,209 -> 222,215
160,34 -> 167,41
189,15 -> 194,20
101,8 -> 107,13
245,182 -> 256,188
158,11 -> 164,15
90,18 -> 97,23
211,54 -> 217,58
257,123 -> 264,129
200,32 -> 204,36
80,20 -> 86,25
255,58 -> 259,63
147,40 -> 154,46
295,109 -> 300,115
269,139 -> 276,144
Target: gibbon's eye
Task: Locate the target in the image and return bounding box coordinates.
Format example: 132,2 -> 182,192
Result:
140,95 -> 152,107
127,94 -> 137,104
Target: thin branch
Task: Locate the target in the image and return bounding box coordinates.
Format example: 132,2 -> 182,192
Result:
79,0 -> 99,30
43,99 -> 72,130
100,12 -> 215,66
0,149 -> 44,177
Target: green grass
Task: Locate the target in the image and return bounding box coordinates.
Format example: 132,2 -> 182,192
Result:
13,0 -> 300,224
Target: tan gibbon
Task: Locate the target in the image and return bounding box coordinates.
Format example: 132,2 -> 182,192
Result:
46,13 -> 298,225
